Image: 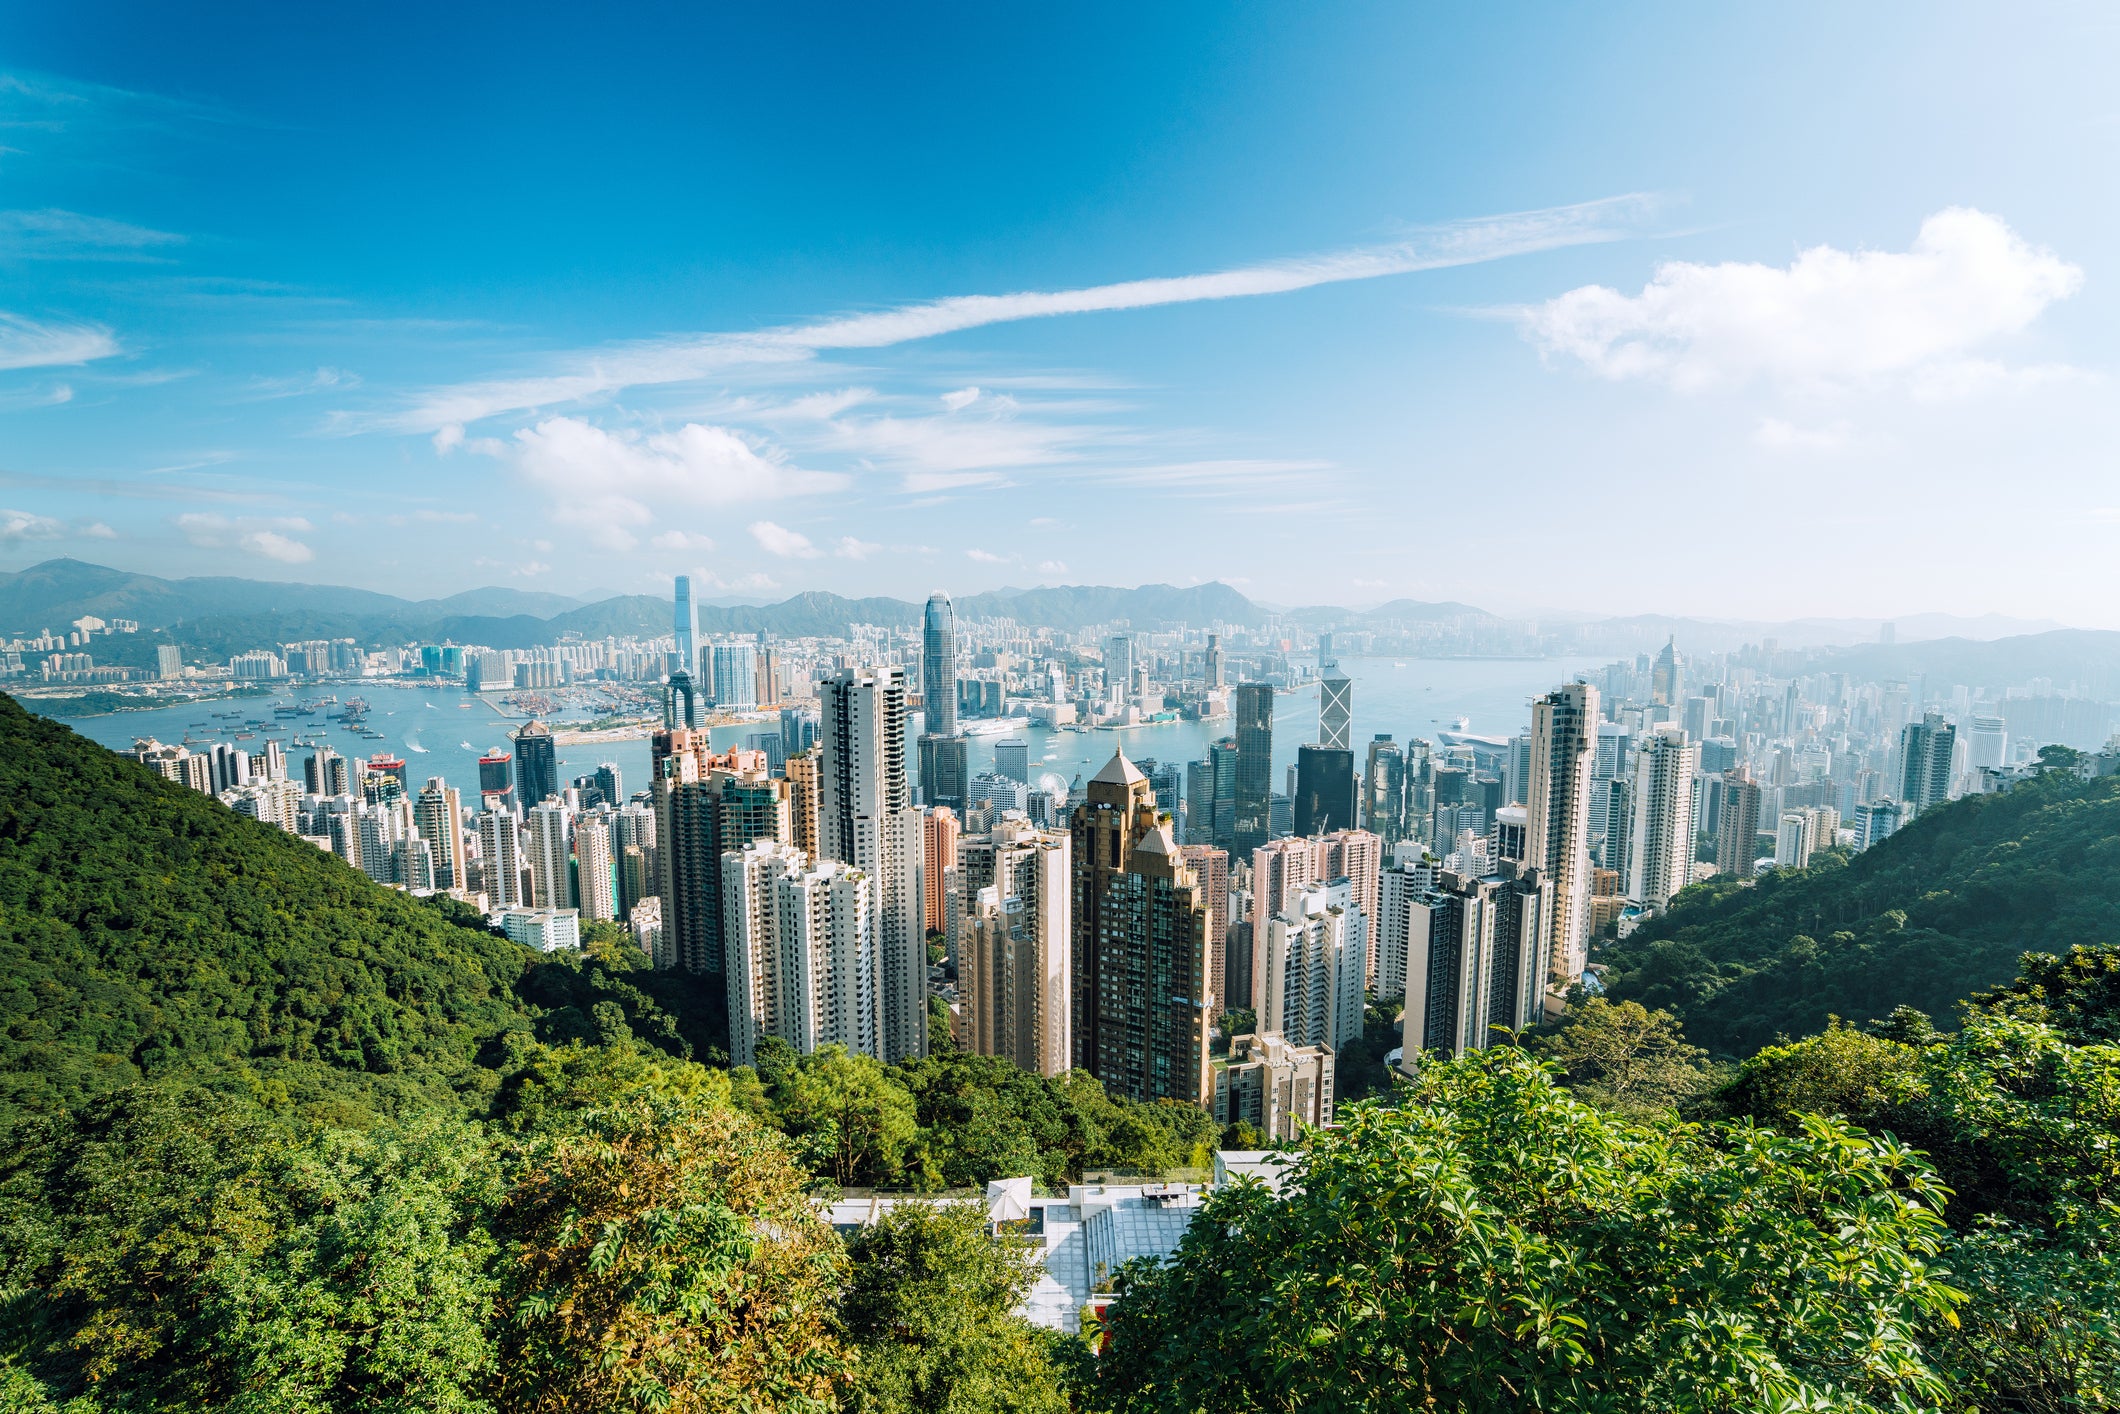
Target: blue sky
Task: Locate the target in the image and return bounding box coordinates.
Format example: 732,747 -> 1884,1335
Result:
0,3 -> 2113,621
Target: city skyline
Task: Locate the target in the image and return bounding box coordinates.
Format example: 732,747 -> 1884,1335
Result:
0,5 -> 2114,621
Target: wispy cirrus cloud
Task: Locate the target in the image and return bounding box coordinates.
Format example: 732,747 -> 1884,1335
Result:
0,312 -> 120,370
0,208 -> 183,261
391,194 -> 1664,431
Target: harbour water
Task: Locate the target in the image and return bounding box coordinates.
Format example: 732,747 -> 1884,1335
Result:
36,654 -> 1609,805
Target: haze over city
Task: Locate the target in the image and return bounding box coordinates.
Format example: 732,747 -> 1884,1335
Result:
1,3 -> 2115,622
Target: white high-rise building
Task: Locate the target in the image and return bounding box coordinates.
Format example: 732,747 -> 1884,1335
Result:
479,808 -> 527,910
1375,855 -> 1440,1000
818,666 -> 927,1061
722,840 -> 877,1067
958,819 -> 1071,1076
574,808 -> 620,922
1259,880 -> 1367,1054
1775,811 -> 1814,869
1627,727 -> 1698,910
525,800 -> 574,910
413,777 -> 466,893
711,641 -> 759,710
1525,682 -> 1598,990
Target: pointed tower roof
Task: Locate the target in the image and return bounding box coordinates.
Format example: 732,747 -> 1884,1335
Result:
1134,818 -> 1180,856
1090,749 -> 1147,787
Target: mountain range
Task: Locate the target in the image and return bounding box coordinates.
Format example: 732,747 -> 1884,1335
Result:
1,559 -> 2109,691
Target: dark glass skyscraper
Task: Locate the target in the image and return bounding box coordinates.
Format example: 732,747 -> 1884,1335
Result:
513,721 -> 558,808
1293,744 -> 1356,836
1232,683 -> 1274,854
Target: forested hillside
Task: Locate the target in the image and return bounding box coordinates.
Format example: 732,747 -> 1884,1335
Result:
1598,762 -> 2120,1054
0,690 -> 534,1126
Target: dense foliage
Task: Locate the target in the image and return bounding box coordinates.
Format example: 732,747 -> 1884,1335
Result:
1081,1048 -> 1961,1410
0,691 -> 534,1127
1599,764 -> 2120,1054
8,691 -> 2120,1409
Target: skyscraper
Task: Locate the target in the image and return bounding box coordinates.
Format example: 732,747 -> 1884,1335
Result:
525,799 -> 574,910
917,593 -> 966,815
513,721 -> 558,810
673,574 -> 698,674
1232,684 -> 1275,855
1364,736 -> 1406,844
1899,712 -> 1956,815
1524,682 -> 1598,991
960,818 -> 1071,1075
1651,637 -> 1682,707
1259,879 -> 1366,1054
413,776 -> 466,893
723,839 -> 877,1066
575,808 -> 620,922
918,732 -> 969,814
478,807 -> 526,909
653,735 -> 791,977
1401,868 -> 1554,1059
710,642 -> 758,710
1627,727 -> 1698,910
1717,768 -> 1762,876
819,667 -> 927,1061
478,750 -> 513,813
994,738 -> 1030,785
922,593 -> 958,737
1319,661 -> 1352,752
1203,632 -> 1224,688
1070,750 -> 1214,1105
922,807 -> 959,934
1178,842 -> 1229,1013
1294,744 -> 1357,837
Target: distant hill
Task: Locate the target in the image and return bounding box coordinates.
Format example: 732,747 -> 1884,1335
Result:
0,560 -> 1273,648
955,581 -> 1261,629
1813,630 -> 2120,692
1599,764 -> 2120,1056
0,558 -> 586,634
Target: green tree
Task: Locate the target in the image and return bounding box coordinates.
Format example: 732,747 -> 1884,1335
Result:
838,1202 -> 1066,1414
493,1090 -> 847,1414
1716,1019 -> 1924,1134
772,1045 -> 920,1188
1079,1048 -> 1960,1411
1533,996 -> 1714,1116
200,1120 -> 502,1414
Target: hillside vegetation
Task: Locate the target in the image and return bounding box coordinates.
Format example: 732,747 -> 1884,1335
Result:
1599,763 -> 2120,1054
4,691 -> 2118,1409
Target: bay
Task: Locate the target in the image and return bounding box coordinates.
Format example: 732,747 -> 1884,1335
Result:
38,654 -> 1607,806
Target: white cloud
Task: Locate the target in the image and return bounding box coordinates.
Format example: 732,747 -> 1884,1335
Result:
941,386 -> 982,411
514,560 -> 551,577
1753,417 -> 1852,452
1037,559 -> 1068,574
1524,208 -> 2082,393
749,520 -> 820,558
965,548 -> 1006,564
0,313 -> 120,371
494,416 -> 847,551
174,512 -> 316,564
0,508 -> 64,541
80,521 -> 116,538
0,208 -> 183,260
391,194 -> 1661,430
651,529 -> 716,551
835,536 -> 881,559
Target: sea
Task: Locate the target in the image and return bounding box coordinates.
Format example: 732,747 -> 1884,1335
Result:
37,654 -> 1610,804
